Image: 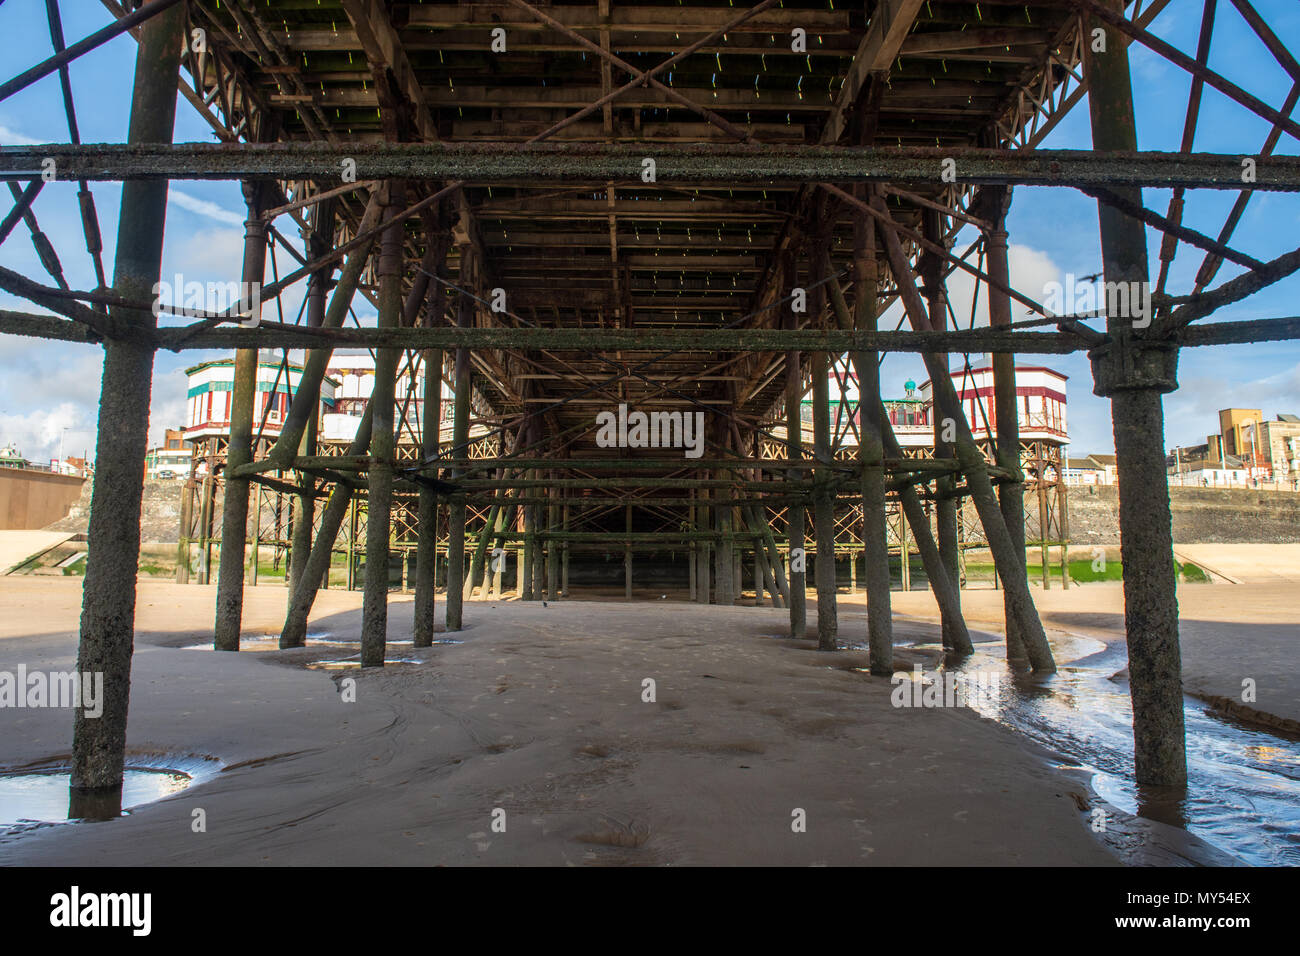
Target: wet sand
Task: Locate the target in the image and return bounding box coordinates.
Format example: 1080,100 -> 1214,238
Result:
0,576 -> 1286,865
888,581 -> 1300,730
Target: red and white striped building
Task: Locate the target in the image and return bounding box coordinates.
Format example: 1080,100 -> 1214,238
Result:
802,363 -> 1068,452
184,359 -> 337,443
918,364 -> 1067,445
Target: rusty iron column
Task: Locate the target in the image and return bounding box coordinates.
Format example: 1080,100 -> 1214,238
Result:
288,196 -> 336,600
713,425 -> 735,606
70,0 -> 185,815
278,209 -> 383,644
361,181 -> 405,666
465,488 -> 501,598
876,205 -> 1034,666
247,478 -> 261,586
623,501 -> 633,599
878,402 -> 971,654
445,277 -> 473,630
784,312 -> 807,638
1060,482 -> 1071,587
174,480 -> 193,584
530,498 -> 545,600
980,184 -> 1029,662
1086,0 -> 1186,786
1037,460 -> 1051,590
281,408 -> 372,647
197,449 -> 214,584
688,490 -> 698,601
546,487 -> 560,601
898,501 -> 910,591
264,193 -> 383,469
695,487 -> 711,603
414,221 -> 446,647
561,503 -> 570,596
520,499 -> 535,599
851,195 -> 892,673
213,180 -> 269,652
921,210 -> 962,652
489,498 -> 512,599
750,501 -> 789,607
812,326 -> 838,650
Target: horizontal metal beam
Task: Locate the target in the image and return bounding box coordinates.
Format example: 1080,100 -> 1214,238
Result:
446,478 -> 817,491
4,144 -> 1300,189
160,322 -> 1092,354
451,457 -> 856,473
7,310 -> 1300,353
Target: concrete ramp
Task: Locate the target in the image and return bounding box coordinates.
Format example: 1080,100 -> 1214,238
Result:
1173,544 -> 1300,584
0,530 -> 76,574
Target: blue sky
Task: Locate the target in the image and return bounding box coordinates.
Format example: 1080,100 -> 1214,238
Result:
1,1 -> 1298,463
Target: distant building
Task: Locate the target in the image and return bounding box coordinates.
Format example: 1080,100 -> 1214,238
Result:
1170,409 -> 1300,485
0,443 -> 85,476
184,358 -> 337,444
0,443 -> 27,469
801,364 -> 1068,451
322,351 -> 453,444
1064,453 -> 1117,486
1218,408 -> 1263,461
145,428 -> 192,479
58,456 -> 90,478
1251,414 -> 1300,482
1181,464 -> 1251,487
1065,457 -> 1103,485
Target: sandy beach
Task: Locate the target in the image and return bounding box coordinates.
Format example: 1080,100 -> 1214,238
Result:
4,575 -> 1290,865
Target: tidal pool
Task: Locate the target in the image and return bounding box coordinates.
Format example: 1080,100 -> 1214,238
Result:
0,767 -> 192,831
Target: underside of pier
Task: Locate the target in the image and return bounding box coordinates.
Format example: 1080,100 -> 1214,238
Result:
3,0 -> 1300,812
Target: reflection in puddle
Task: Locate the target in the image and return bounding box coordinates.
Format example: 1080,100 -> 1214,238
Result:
940,633 -> 1300,866
0,768 -> 191,831
305,657 -> 423,670
185,634 -> 461,652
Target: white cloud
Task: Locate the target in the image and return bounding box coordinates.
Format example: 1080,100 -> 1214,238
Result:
168,189 -> 244,226
147,370 -> 189,449
0,124 -> 41,146
0,402 -> 87,464
924,241 -> 1063,331
161,225 -> 246,290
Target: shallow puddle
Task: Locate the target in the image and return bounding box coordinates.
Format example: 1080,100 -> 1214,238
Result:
0,768 -> 191,831
304,657 -> 423,670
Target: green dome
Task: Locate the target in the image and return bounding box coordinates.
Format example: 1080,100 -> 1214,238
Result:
904,380 -> 916,390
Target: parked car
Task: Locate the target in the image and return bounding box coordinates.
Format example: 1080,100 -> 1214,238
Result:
157,470 -> 176,480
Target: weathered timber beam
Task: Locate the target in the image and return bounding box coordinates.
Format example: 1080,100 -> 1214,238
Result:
822,0 -> 925,145
404,5 -> 848,32
339,0 -> 437,141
